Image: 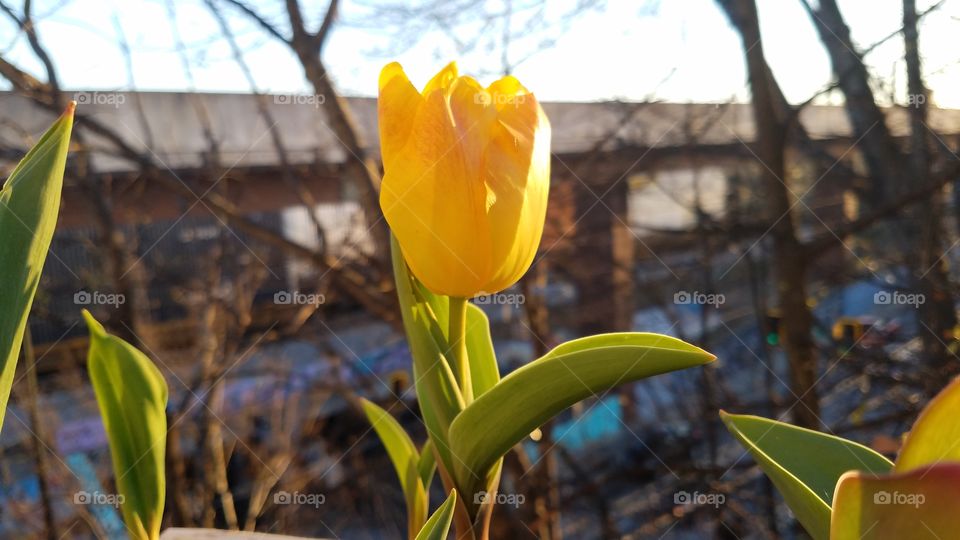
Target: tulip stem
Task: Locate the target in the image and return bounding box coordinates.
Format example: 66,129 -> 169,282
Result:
448,296 -> 473,403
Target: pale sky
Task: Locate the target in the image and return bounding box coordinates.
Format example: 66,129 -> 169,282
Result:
3,0 -> 959,107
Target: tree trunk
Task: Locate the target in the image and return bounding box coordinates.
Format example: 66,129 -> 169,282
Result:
718,0 -> 822,428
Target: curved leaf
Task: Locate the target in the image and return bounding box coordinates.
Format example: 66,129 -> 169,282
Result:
0,103 -> 73,430
448,333 -> 714,497
84,311 -> 167,540
415,490 -> 457,540
391,236 -> 463,478
418,439 -> 436,490
720,411 -> 893,540
831,463 -> 960,539
360,398 -> 428,536
895,376 -> 960,471
360,398 -> 419,490
466,304 -> 499,398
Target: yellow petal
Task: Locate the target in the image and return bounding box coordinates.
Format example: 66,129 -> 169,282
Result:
377,61 -> 552,298
380,89 -> 492,297
487,75 -> 530,111
378,62 -> 423,173
483,93 -> 551,292
448,76 -> 498,209
831,463 -> 960,539
895,376 -> 960,471
423,61 -> 458,95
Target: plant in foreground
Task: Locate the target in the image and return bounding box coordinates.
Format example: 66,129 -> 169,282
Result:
723,376 -> 960,540
0,81 -> 716,540
363,61 -> 716,539
0,103 -> 73,431
13,66 -> 957,540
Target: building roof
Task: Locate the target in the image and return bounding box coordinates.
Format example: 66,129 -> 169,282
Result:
3,91 -> 960,175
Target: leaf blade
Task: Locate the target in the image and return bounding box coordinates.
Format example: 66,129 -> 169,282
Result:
448,333 -> 714,498
0,104 -> 73,430
721,411 -> 893,540
390,236 -> 463,478
415,490 -> 457,540
84,311 -> 167,540
466,304 -> 499,398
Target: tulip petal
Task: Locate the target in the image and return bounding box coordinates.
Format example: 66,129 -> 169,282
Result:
378,62 -> 551,298
380,88 -> 492,297
482,93 -> 551,292
895,376 -> 960,472
487,75 -> 530,111
379,62 -> 424,173
423,61 -> 458,95
448,76 -> 498,209
831,463 -> 960,539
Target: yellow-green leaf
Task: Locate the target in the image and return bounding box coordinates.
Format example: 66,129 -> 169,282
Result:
0,104 -> 73,431
415,490 -> 457,540
390,235 -> 463,478
418,438 -> 436,490
84,311 -> 167,540
720,411 -> 893,540
448,333 -> 714,503
465,304 -> 499,398
360,398 -> 428,536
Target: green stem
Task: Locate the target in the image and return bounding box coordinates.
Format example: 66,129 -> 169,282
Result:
448,296 -> 473,403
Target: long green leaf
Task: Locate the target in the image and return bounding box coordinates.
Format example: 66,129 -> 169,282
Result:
415,490 -> 457,540
466,304 -> 499,398
418,438 -> 436,490
720,411 -> 893,540
84,311 -> 167,540
0,103 -> 73,431
360,398 -> 428,536
391,236 -> 463,478
448,332 -> 715,499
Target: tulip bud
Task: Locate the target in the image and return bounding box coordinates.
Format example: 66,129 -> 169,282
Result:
378,61 -> 551,298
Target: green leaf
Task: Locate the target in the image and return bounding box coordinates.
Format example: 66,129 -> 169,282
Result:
360,398 -> 428,536
83,311 -> 167,540
418,438 -> 437,490
895,376 -> 960,471
466,304 -> 499,398
0,104 -> 73,431
360,398 -> 420,492
448,332 -> 715,500
720,411 -> 893,540
831,463 -> 960,539
415,490 -> 457,540
390,236 -> 463,478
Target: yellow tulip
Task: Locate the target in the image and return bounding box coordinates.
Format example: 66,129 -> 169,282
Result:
378,61 -> 551,298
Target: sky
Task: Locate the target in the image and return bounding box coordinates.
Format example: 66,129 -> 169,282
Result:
2,0 -> 959,107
